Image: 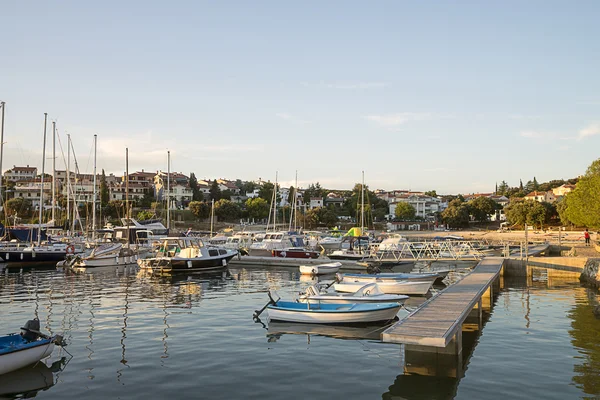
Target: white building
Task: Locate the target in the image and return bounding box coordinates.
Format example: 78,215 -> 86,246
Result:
388,194 -> 443,220
4,165 -> 38,182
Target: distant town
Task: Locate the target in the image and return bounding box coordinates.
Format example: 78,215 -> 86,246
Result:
1,163 -> 581,231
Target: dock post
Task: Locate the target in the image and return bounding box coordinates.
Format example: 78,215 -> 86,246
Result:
454,329 -> 462,355
478,298 -> 483,330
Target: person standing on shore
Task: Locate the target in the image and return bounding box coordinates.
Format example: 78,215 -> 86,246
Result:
584,228 -> 591,246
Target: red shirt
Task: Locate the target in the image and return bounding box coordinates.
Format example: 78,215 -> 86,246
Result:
584,231 -> 590,239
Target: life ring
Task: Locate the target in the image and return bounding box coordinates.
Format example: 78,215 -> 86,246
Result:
66,245 -> 75,255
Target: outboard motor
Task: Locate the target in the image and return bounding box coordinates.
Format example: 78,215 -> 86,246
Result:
21,318 -> 41,341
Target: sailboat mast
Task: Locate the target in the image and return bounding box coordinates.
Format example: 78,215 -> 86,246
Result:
92,134 -> 97,240
125,148 -> 129,248
167,151 -> 170,231
273,171 -> 278,231
52,121 -> 56,223
66,134 -> 70,232
210,199 -> 214,237
0,101 -> 5,226
38,113 -> 48,246
361,170 -> 365,233
294,171 -> 298,231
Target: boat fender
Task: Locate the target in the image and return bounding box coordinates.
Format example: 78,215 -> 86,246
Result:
66,245 -> 75,254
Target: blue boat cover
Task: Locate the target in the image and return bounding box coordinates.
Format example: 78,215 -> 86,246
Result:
0,334 -> 52,356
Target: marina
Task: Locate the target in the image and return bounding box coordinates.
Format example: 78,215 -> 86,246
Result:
0,259 -> 598,399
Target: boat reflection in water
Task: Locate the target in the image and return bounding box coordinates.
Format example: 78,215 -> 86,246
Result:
266,321 -> 393,343
0,357 -> 66,398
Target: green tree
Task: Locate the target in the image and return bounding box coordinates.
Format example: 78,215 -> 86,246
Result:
209,180 -> 222,201
394,202 -> 416,220
424,190 -> 437,197
189,201 -> 211,220
258,182 -> 276,203
214,199 -> 241,221
138,188 -> 155,208
497,180 -> 509,196
103,200 -> 124,219
221,189 -> 233,200
5,197 -> 33,219
441,199 -> 470,228
100,169 -> 109,206
468,196 -> 497,223
305,207 -> 338,228
137,210 -> 154,221
189,173 -> 203,201
504,199 -> 549,228
562,158 -> 600,228
245,197 -> 270,220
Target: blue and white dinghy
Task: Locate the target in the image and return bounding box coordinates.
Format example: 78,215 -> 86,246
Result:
263,293 -> 401,324
298,283 -> 409,305
0,319 -> 65,375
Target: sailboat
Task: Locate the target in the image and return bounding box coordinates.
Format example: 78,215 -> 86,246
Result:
65,147 -> 146,269
2,114 -> 82,266
327,171 -> 372,261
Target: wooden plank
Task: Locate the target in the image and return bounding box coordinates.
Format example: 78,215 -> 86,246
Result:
382,257 -> 504,347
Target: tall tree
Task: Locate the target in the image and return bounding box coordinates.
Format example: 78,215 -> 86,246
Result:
441,199 -> 470,228
209,180 -> 222,201
189,172 -> 203,201
497,180 -> 509,196
468,196 -> 497,223
562,158 -> 600,228
424,190 -> 437,197
100,169 -> 109,206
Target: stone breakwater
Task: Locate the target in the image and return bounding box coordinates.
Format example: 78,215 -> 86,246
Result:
580,258 -> 600,287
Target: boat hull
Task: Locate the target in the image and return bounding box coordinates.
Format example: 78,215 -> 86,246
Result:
298,294 -> 407,305
267,302 -> 401,324
1,250 -> 66,263
299,262 -> 342,275
138,254 -> 236,273
0,338 -> 55,375
272,249 -> 320,259
333,280 -> 433,295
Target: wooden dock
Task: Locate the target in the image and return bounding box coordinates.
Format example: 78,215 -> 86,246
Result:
382,257 -> 504,352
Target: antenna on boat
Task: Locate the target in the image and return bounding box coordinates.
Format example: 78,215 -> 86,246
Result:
38,113 -> 48,247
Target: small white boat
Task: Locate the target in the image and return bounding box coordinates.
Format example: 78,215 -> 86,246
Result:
341,272 -> 443,283
298,283 -> 409,304
267,300 -> 401,324
0,319 -> 65,375
299,262 -> 342,275
333,279 -> 433,295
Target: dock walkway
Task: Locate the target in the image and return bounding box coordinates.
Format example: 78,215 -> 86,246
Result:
382,257 -> 504,350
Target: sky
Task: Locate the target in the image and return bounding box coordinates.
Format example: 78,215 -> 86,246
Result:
1,1 -> 599,194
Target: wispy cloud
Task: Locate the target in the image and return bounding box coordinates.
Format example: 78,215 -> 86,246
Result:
363,112 -> 434,128
578,123 -> 600,140
275,112 -> 310,124
302,81 -> 390,90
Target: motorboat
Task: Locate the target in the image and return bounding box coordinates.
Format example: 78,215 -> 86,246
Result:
0,242 -> 83,264
62,243 -> 140,268
0,319 -> 65,375
298,283 -> 408,304
137,237 -> 237,273
299,262 -> 342,275
247,231 -> 307,257
333,278 -> 434,296
341,271 -> 445,283
272,248 -> 320,259
266,299 -> 401,324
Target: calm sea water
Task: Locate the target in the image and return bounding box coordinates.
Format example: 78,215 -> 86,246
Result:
0,263 -> 599,399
